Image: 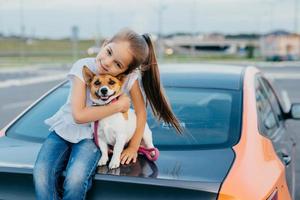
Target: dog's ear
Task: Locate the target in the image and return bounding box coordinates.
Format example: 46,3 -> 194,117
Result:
116,74 -> 127,83
82,65 -> 95,86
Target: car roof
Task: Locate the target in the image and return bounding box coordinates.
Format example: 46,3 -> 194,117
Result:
160,63 -> 245,90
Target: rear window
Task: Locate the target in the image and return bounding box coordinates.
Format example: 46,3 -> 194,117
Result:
6,83 -> 242,149
149,87 -> 242,149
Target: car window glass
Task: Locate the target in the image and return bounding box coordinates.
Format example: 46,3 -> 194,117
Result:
255,76 -> 279,137
264,112 -> 277,130
260,77 -> 283,122
147,88 -> 241,149
6,83 -> 242,149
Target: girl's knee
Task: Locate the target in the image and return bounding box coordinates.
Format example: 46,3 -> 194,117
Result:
33,162 -> 52,186
63,172 -> 90,196
63,159 -> 98,195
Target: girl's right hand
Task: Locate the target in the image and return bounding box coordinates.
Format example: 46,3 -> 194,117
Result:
117,94 -> 130,112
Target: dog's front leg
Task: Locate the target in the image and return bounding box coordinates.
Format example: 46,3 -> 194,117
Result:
109,138 -> 126,169
98,139 -> 109,166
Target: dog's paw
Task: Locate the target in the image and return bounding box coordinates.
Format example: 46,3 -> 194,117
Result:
98,156 -> 109,166
108,158 -> 120,169
108,167 -> 121,175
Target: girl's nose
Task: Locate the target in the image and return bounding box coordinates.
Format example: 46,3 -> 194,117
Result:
102,57 -> 113,68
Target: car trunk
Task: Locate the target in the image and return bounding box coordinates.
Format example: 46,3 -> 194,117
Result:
0,136 -> 235,200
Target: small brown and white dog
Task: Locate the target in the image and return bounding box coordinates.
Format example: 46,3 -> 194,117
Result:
82,66 -> 155,169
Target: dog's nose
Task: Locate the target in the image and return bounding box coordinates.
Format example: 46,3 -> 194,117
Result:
101,88 -> 108,95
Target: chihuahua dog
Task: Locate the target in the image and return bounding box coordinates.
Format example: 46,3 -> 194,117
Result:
82,66 -> 155,169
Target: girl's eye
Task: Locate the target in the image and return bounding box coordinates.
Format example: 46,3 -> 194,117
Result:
109,80 -> 115,85
106,49 -> 112,56
94,80 -> 101,86
116,62 -> 121,69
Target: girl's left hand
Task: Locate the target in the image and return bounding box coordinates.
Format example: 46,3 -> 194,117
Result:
120,146 -> 138,165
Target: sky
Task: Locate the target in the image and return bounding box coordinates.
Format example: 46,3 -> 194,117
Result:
0,0 -> 298,39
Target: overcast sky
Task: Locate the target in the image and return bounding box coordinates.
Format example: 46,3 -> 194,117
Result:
0,0 -> 298,39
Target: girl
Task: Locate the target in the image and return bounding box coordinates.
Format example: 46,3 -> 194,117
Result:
33,28 -> 182,200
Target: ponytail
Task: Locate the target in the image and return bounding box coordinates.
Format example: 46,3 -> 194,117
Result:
141,34 -> 183,134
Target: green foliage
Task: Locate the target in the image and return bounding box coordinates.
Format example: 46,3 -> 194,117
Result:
0,38 -> 94,54
0,38 -> 262,68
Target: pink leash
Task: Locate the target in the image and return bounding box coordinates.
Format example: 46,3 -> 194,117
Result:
93,96 -> 118,147
93,120 -> 100,148
138,146 -> 160,161
93,120 -> 159,162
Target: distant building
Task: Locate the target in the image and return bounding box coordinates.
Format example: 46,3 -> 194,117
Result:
260,32 -> 300,61
164,33 -> 258,56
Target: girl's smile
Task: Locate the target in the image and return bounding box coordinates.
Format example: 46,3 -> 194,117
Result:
98,60 -> 109,73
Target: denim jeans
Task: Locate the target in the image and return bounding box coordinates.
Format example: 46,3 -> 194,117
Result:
33,131 -> 100,200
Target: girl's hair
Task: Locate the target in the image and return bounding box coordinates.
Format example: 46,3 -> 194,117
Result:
108,28 -> 183,134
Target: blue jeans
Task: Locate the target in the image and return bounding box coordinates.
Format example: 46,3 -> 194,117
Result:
33,131 -> 100,200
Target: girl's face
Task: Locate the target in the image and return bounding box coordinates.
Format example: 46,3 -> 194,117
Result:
96,41 -> 133,76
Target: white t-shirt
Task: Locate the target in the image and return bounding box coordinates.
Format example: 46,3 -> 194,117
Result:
45,57 -> 139,143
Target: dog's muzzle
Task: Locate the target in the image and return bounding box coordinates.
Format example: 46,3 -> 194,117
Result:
101,88 -> 108,95
96,86 -> 116,101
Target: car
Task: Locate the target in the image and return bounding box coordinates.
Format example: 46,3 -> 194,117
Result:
266,55 -> 296,62
0,63 -> 298,200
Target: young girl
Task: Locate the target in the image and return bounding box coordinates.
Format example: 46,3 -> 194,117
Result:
33,28 -> 182,200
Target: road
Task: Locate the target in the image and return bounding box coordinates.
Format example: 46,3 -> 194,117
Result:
0,64 -> 300,199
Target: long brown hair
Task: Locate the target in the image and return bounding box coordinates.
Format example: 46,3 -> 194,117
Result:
109,28 -> 183,134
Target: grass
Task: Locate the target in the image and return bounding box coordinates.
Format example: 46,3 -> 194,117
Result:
0,38 -> 261,68
0,38 -> 94,52
0,38 -> 96,67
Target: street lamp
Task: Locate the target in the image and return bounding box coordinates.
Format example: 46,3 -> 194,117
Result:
19,0 -> 25,60
157,0 -> 167,61
295,0 -> 298,34
294,0 -> 300,60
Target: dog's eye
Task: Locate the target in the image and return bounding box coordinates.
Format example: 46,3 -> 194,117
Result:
94,80 -> 101,86
109,80 -> 115,85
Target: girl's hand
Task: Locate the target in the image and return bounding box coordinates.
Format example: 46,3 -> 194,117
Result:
117,94 -> 130,112
120,146 -> 138,165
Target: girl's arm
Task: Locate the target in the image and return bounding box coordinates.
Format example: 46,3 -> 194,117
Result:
71,77 -> 130,123
120,80 -> 147,164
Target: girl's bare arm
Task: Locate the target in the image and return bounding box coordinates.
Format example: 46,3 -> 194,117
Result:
71,77 -> 130,124
121,80 -> 147,164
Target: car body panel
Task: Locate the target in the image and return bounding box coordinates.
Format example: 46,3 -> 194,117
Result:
218,67 -> 291,200
255,74 -> 297,199
0,135 -> 235,199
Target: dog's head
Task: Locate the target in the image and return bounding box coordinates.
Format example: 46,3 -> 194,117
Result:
82,65 -> 126,105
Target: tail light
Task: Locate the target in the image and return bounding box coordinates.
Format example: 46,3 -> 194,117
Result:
267,189 -> 278,200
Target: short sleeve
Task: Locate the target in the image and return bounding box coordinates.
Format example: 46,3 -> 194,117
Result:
67,58 -> 97,83
123,70 -> 139,92
67,59 -> 86,83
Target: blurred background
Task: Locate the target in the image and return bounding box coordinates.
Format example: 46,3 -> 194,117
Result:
1,0 -> 300,66
1,0 -> 300,198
